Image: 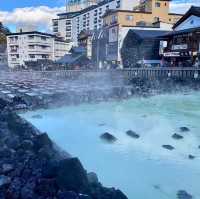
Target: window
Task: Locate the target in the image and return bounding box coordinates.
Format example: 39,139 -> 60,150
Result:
116,0 -> 120,8
126,15 -> 133,21
28,35 -> 34,40
53,21 -> 58,26
155,2 -> 161,7
29,55 -> 35,58
66,20 -> 71,25
190,20 -> 194,24
41,36 -> 47,41
53,27 -> 58,32
112,28 -> 116,34
154,17 -> 160,22
29,45 -> 35,49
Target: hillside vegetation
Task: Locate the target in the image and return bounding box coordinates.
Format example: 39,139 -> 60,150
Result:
0,22 -> 10,45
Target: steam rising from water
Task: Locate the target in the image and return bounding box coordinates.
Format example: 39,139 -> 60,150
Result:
22,92 -> 200,199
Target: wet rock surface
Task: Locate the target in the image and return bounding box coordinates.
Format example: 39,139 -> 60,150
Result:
177,190 -> 193,199
188,155 -> 195,160
0,108 -> 128,199
162,145 -> 175,150
100,132 -> 117,143
179,127 -> 190,132
126,130 -> 140,139
172,133 -> 184,140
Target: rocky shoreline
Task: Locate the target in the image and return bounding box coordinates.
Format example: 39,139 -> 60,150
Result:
0,107 -> 128,199
2,77 -> 200,112
1,76 -> 200,199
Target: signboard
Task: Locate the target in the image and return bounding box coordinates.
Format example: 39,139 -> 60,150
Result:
172,44 -> 188,50
164,52 -> 180,57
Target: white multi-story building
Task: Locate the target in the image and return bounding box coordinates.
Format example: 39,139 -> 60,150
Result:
53,0 -> 140,45
7,31 -> 69,69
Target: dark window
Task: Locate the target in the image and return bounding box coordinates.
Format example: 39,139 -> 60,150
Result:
155,2 -> 161,7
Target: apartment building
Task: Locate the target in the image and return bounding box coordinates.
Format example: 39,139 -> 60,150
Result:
66,0 -> 98,12
52,11 -> 80,44
96,0 -> 183,67
53,0 -> 140,45
7,31 -> 69,69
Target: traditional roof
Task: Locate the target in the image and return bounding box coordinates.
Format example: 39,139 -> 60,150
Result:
159,26 -> 200,38
128,29 -> 169,39
70,46 -> 87,54
173,6 -> 200,29
56,53 -> 89,65
6,31 -> 55,37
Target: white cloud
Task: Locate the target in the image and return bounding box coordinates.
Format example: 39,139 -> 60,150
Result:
170,0 -> 200,14
0,1 -> 200,33
0,6 -> 65,32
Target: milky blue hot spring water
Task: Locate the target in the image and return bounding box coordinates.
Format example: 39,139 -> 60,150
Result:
21,92 -> 200,199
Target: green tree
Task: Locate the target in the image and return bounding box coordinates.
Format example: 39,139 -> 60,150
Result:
0,22 -> 10,45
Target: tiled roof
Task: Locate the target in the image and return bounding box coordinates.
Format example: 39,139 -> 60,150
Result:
173,6 -> 200,29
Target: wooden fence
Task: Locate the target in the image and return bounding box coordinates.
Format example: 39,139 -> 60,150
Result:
1,67 -> 200,81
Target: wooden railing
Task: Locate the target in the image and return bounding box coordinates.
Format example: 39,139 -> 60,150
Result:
1,67 -> 200,81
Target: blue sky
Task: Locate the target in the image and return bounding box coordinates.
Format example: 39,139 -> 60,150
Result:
0,0 -> 199,32
1,0 -> 65,11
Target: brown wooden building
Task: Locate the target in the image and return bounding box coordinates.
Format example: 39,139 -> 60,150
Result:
160,28 -> 200,67
160,6 -> 200,67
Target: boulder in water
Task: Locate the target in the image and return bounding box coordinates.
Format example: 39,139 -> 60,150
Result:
98,123 -> 106,126
126,130 -> 140,139
180,127 -> 190,132
31,114 -> 43,119
100,133 -> 117,143
162,145 -> 175,150
188,155 -> 195,160
177,190 -> 193,199
172,133 -> 184,140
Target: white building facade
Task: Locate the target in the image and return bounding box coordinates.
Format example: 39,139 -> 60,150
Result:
53,0 -> 140,45
7,31 -> 69,69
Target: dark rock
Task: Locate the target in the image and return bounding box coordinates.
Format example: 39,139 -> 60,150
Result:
32,114 -> 43,119
19,140 -> 34,151
126,130 -> 140,139
5,136 -> 20,150
0,148 -> 12,158
35,178 -> 57,197
78,194 -> 92,199
177,190 -> 193,199
0,110 -> 128,199
100,132 -> 117,143
20,181 -> 36,199
188,155 -> 195,160
112,189 -> 128,199
87,172 -> 98,184
98,123 -> 106,126
33,133 -> 53,151
57,191 -> 78,199
2,164 -> 14,173
180,127 -> 190,132
172,133 -> 184,140
0,98 -> 9,110
56,158 -> 89,192
162,145 -> 175,150
0,175 -> 11,187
